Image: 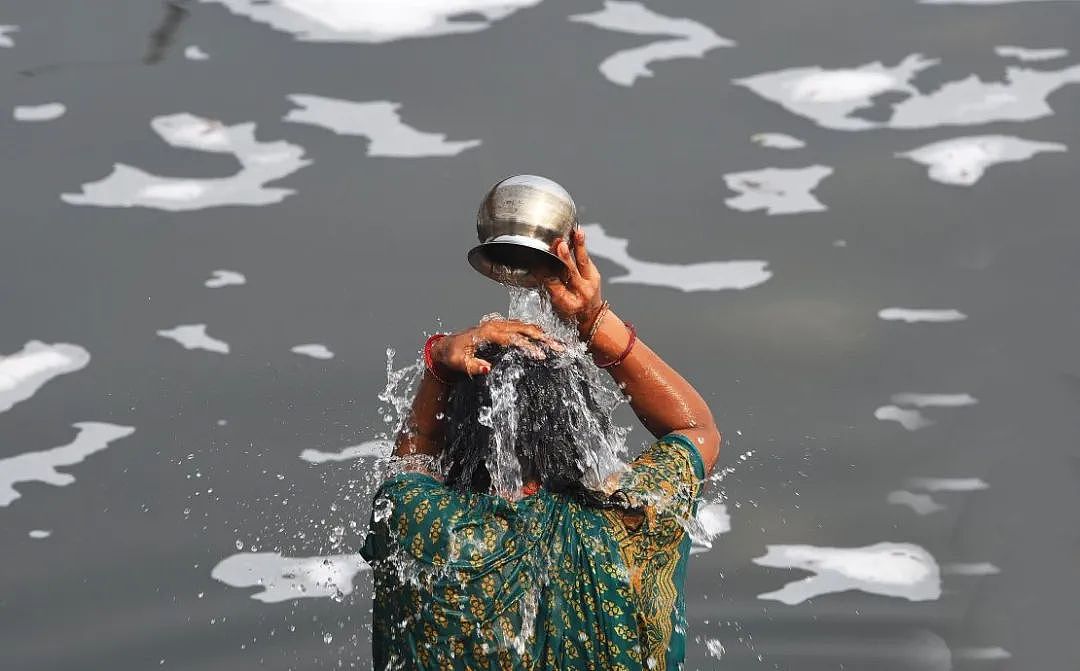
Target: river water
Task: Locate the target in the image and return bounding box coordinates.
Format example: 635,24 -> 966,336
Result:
2,0 -> 1079,669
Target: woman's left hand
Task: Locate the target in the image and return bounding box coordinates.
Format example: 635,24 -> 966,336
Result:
542,228 -> 604,338
432,319 -> 561,377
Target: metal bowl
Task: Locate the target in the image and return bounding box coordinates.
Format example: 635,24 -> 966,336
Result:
467,174 -> 578,287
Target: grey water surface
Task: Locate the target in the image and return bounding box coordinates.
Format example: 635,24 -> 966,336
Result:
2,0 -> 1080,669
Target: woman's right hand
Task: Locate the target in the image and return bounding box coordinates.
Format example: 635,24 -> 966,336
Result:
431,319 -> 561,377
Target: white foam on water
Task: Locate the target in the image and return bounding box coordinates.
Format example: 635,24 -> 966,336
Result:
954,647 -> 1012,660
898,135 -> 1066,186
568,1 -> 733,87
0,341 -> 90,414
184,45 -> 209,60
299,440 -> 390,464
751,132 -> 806,149
211,552 -> 369,602
878,308 -> 967,323
875,405 -> 933,431
689,502 -> 731,555
28,529 -> 51,539
925,0 -> 1076,4
0,25 -> 17,48
892,476 -> 988,513
13,103 -> 66,122
735,55 -> 931,131
907,477 -> 989,492
205,269 -> 246,288
754,542 -> 941,604
0,422 -> 136,507
581,223 -> 772,291
704,638 -> 725,659
291,344 -> 335,360
891,393 -> 978,408
62,113 -> 310,211
887,490 -> 946,515
200,0 -> 542,43
156,324 -> 230,354
723,165 -> 833,214
736,53 -> 1080,130
284,95 -> 481,157
942,562 -> 1000,575
995,45 -> 1069,61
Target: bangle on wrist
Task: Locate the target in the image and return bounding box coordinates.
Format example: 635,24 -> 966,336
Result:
583,300 -> 610,348
423,333 -> 455,385
595,322 -> 636,369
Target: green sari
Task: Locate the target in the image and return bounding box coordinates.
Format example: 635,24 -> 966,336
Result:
361,433 -> 706,671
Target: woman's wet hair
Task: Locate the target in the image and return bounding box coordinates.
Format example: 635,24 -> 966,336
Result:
442,344 -> 629,509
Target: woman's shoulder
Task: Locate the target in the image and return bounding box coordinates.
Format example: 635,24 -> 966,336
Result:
632,432 -> 707,483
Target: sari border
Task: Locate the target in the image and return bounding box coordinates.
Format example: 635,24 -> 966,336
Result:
662,432 -> 707,482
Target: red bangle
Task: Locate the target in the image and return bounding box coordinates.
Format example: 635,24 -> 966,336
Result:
596,322 -> 636,369
423,333 -> 454,384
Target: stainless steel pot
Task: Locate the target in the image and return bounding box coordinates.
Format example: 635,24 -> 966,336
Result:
467,174 -> 578,287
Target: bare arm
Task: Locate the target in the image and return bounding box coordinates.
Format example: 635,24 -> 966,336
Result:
392,371 -> 449,459
545,229 -> 721,474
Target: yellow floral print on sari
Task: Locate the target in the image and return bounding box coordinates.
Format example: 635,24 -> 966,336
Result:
361,434 -> 705,670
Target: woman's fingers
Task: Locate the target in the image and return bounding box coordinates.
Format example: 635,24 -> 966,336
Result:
570,228 -> 595,278
552,238 -> 584,288
508,334 -> 546,359
464,355 -> 492,376
478,319 -> 564,355
543,271 -> 573,304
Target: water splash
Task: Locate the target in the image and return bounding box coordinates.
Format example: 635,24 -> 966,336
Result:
477,348 -> 528,498
485,288 -> 630,497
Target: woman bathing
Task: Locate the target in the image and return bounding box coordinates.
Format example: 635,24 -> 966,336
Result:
362,229 -> 721,670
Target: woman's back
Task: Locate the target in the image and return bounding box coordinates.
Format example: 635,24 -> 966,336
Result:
361,434 -> 705,671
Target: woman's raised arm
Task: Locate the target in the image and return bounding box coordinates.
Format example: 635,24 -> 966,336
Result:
544,229 -> 721,474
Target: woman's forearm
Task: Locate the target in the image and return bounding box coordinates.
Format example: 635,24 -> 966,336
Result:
589,310 -> 721,472
392,370 -> 448,458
